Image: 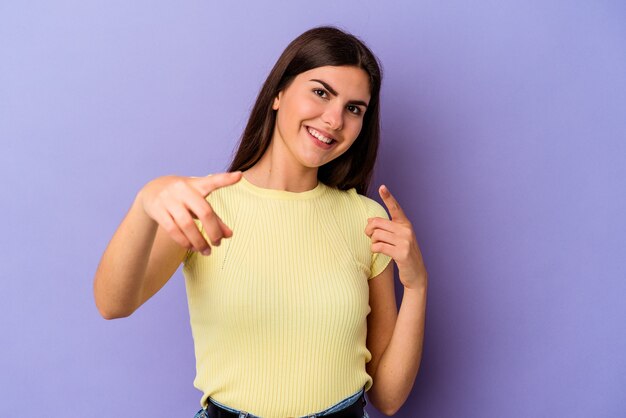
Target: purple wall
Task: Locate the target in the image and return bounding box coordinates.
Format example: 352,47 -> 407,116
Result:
1,1 -> 624,416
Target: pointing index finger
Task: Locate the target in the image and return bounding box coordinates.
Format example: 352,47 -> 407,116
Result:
379,184 -> 407,221
202,171 -> 243,195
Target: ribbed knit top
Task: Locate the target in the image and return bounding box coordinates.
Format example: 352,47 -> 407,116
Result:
181,176 -> 392,417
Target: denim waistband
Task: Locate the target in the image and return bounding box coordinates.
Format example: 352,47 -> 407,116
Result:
197,386 -> 367,418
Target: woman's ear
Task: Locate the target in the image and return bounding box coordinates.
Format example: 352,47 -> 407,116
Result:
272,91 -> 282,110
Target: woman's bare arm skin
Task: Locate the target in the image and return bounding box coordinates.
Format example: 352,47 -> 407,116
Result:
93,193 -> 184,319
93,172 -> 242,319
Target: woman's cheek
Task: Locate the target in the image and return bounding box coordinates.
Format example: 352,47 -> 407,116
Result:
300,104 -> 317,118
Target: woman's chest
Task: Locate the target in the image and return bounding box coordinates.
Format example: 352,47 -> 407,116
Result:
195,204 -> 371,333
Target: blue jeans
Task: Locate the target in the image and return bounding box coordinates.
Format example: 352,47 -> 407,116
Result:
193,387 -> 370,418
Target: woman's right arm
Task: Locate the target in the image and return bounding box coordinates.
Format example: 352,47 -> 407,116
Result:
93,172 -> 242,319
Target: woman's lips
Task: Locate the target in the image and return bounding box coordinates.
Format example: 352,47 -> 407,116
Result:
305,126 -> 335,150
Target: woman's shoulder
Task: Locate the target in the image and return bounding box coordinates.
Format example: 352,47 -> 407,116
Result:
322,186 -> 389,221
355,192 -> 389,220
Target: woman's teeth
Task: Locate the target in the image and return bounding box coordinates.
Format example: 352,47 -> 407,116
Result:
307,127 -> 334,144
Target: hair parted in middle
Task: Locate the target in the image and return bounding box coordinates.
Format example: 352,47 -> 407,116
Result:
227,25 -> 384,195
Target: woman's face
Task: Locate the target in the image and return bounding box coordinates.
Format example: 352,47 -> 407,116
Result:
271,65 -> 371,170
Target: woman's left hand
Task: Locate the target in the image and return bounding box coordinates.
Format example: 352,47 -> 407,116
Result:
364,185 -> 428,289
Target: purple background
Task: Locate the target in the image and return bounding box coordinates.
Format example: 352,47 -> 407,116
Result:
1,1 -> 625,417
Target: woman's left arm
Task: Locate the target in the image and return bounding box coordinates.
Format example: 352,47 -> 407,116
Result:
364,185 -> 428,416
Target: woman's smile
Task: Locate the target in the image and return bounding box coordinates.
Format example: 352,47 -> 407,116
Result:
305,125 -> 337,150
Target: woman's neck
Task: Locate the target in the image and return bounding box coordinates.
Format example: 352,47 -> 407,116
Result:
242,142 -> 319,193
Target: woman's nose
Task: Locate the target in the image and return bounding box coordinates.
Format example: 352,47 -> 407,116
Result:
322,104 -> 344,131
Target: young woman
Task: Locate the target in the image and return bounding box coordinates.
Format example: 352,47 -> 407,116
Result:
94,26 -> 428,418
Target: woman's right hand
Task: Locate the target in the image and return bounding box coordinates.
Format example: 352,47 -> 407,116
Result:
138,171 -> 243,256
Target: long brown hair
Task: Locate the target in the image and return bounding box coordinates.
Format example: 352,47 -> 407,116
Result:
227,26 -> 383,195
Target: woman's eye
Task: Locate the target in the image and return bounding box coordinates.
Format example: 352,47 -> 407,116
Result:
313,89 -> 328,98
347,105 -> 361,115
313,89 -> 361,115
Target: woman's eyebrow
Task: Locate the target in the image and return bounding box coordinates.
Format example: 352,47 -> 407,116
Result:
309,79 -> 369,108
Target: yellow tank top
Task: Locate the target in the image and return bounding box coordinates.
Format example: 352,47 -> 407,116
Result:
182,176 -> 392,416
